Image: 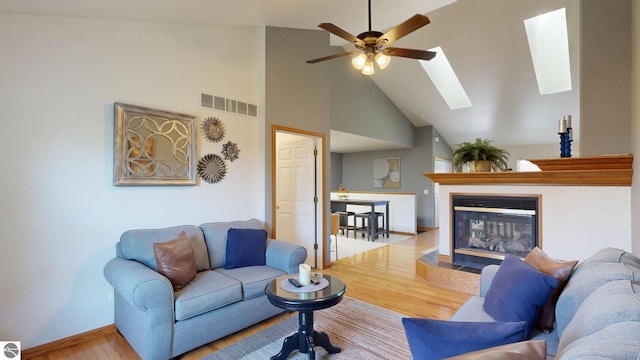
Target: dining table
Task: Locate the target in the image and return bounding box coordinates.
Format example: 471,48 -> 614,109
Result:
330,199 -> 390,239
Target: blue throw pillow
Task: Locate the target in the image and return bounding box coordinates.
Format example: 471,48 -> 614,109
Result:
483,255 -> 559,335
401,318 -> 528,360
225,228 -> 267,269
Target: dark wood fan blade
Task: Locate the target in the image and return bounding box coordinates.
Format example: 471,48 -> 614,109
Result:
377,14 -> 430,46
318,23 -> 364,46
307,51 -> 359,64
383,47 -> 436,61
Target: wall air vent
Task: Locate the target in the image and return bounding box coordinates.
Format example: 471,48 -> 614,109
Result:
200,92 -> 258,118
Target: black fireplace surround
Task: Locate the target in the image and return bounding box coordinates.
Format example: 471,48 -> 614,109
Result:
452,194 -> 539,270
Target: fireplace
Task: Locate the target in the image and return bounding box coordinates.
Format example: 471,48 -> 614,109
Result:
452,194 -> 540,270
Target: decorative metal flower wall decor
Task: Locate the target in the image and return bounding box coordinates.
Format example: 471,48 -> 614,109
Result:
197,153 -> 227,183
198,115 -> 242,184
221,141 -> 240,162
201,117 -> 225,143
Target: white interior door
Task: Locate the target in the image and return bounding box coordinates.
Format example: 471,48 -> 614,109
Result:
276,134 -> 319,267
433,157 -> 452,229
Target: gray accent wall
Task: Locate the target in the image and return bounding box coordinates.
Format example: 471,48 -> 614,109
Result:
330,53 -> 415,147
580,0 -> 631,155
434,128 -> 453,159
632,0 -> 640,255
326,44 -> 439,229
330,152 -> 343,190
262,26 -> 434,262
263,26 -> 333,260
327,57 -> 446,228
337,126 -> 450,229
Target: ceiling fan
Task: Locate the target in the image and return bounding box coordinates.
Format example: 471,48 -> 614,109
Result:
307,0 -> 436,75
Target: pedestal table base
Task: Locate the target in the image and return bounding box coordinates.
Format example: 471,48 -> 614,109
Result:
271,310 -> 341,360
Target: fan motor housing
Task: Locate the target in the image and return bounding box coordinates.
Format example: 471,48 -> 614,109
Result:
357,30 -> 383,42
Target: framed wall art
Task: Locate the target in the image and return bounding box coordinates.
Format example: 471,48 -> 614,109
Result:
114,102 -> 197,186
373,157 -> 400,189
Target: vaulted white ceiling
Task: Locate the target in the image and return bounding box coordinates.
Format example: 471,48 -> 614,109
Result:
0,0 -> 580,152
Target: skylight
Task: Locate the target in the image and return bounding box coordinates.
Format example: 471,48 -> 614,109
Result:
524,8 -> 572,95
419,46 -> 472,110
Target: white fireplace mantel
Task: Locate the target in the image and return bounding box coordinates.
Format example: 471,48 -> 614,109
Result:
423,155 -> 633,262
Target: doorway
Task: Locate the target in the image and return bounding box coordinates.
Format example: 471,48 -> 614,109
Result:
272,125 -> 326,269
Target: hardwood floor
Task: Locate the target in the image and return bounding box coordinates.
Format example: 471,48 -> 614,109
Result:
25,230 -> 471,360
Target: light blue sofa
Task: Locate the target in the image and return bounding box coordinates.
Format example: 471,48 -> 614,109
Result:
103,219 -> 307,360
450,247 -> 640,359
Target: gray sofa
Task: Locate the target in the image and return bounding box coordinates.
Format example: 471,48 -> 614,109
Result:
451,247 -> 640,359
103,219 -> 307,360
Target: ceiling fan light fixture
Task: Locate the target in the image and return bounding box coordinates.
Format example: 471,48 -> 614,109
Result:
351,53 -> 367,70
361,61 -> 375,76
307,2 -> 433,75
375,52 -> 391,69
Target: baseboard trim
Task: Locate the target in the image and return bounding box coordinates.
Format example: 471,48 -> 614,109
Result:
417,226 -> 435,233
22,324 -> 116,358
390,230 -> 417,236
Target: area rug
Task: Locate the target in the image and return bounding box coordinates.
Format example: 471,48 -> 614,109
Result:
201,296 -> 412,359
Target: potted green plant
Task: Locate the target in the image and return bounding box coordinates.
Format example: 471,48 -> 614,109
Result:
452,138 -> 510,172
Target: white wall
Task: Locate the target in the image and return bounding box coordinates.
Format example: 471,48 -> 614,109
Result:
438,185 -> 632,262
0,13 -> 263,348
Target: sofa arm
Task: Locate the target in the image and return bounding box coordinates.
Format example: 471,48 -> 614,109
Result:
265,239 -> 307,274
103,257 -> 175,311
104,257 -> 175,360
479,264 -> 500,296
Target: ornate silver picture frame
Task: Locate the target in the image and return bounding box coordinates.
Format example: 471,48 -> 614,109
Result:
114,102 -> 197,186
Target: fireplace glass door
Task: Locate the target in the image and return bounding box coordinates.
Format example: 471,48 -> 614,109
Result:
452,195 -> 539,270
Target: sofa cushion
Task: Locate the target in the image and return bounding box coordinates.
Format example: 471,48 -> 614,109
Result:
479,264 -> 500,297
580,247 -> 640,268
199,219 -> 263,269
215,265 -> 285,300
524,247 -> 578,333
555,261 -> 640,336
153,231 -> 197,291
174,270 -> 242,321
225,228 -> 267,269
558,280 -> 640,350
555,321 -> 640,360
119,225 -> 210,271
402,318 -> 528,360
450,296 -> 496,322
483,255 -> 558,336
444,340 -> 546,360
